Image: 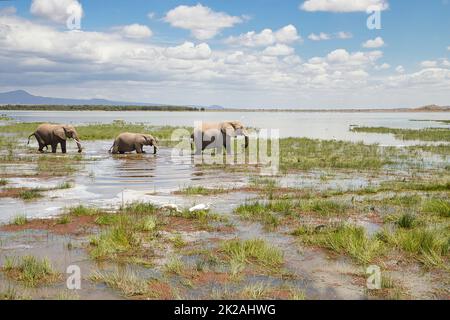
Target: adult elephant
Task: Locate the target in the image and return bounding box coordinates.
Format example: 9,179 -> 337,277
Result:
191,121 -> 249,155
109,132 -> 158,154
27,124 -> 82,153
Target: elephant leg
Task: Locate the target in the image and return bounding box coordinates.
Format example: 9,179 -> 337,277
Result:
38,142 -> 45,153
135,143 -> 143,154
61,140 -> 67,154
51,143 -> 58,153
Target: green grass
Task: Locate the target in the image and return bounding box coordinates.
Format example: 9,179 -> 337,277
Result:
176,186 -> 227,196
234,198 -> 349,228
0,179 -> 8,186
2,256 -> 59,287
18,188 -> 44,200
396,213 -> 416,229
56,215 -> 71,225
280,138 -> 390,171
234,202 -> 280,229
90,270 -> 150,297
68,205 -> 103,216
351,126 -> 450,142
0,114 -> 12,121
56,181 -> 73,189
221,238 -> 284,269
293,224 -> 384,265
11,214 -> 28,226
0,287 -> 27,300
120,202 -> 158,215
297,199 -> 349,216
378,227 -> 449,268
422,198 -> 450,218
89,224 -> 139,259
164,257 -> 185,275
95,214 -> 121,226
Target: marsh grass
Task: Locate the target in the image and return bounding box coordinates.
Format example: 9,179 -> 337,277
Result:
0,178 -> 8,186
120,202 -> 158,215
297,199 -> 349,216
0,287 -> 27,300
11,214 -> 28,226
234,202 -> 280,229
18,188 -> 44,200
56,215 -> 71,225
280,138 -> 389,171
293,224 -> 384,264
95,214 -> 121,226
2,256 -> 59,287
164,257 -> 185,275
240,283 -> 270,299
351,126 -> 450,142
90,270 -> 150,297
89,224 -> 139,259
422,198 -> 450,218
396,213 -> 416,229
377,227 -> 449,268
221,238 -> 283,270
68,205 -> 104,216
176,186 -> 227,196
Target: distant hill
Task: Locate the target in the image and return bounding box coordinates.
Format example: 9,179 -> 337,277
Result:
413,104 -> 450,112
0,90 -> 161,106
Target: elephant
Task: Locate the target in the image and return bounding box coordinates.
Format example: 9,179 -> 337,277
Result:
191,121 -> 249,155
109,132 -> 158,154
27,124 -> 82,153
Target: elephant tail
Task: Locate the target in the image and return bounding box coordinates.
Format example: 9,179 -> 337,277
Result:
27,133 -> 36,145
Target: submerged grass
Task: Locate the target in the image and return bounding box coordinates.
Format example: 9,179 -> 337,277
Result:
377,227 -> 449,268
221,238 -> 283,269
2,256 -> 60,287
351,126 -> 450,142
293,224 -> 384,265
90,270 -> 150,297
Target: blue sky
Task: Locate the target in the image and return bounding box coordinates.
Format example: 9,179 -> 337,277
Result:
0,0 -> 449,108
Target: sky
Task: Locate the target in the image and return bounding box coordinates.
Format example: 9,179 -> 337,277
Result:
0,0 -> 449,108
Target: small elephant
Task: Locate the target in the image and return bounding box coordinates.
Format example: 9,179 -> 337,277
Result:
109,132 -> 158,154
191,121 -> 249,155
27,123 -> 82,153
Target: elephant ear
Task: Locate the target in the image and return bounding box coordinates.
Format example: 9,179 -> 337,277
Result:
53,127 -> 67,140
221,122 -> 236,136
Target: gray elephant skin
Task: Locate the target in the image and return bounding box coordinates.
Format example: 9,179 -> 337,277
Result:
109,132 -> 158,154
28,123 -> 82,153
191,121 -> 249,155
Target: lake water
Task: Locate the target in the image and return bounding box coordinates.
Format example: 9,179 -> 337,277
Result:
1,110 -> 449,146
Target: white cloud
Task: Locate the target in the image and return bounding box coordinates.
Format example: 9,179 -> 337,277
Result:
300,0 -> 389,12
226,25 -> 299,47
115,24 -> 153,39
308,33 -> 330,41
165,42 -> 212,60
147,12 -> 156,19
1,13 -> 449,109
308,31 -> 352,41
164,4 -> 242,40
375,63 -> 390,70
420,60 -> 438,68
263,44 -> 294,56
395,65 -> 405,73
327,49 -> 350,63
362,37 -> 384,48
30,0 -> 82,24
336,31 -> 352,39
0,6 -> 17,16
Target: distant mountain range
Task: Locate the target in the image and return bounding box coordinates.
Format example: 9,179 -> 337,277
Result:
0,90 -> 162,106
0,90 -> 447,112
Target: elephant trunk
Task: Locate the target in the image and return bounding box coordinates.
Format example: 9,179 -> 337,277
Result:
73,136 -> 82,153
244,135 -> 249,149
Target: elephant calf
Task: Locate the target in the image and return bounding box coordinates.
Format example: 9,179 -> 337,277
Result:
109,132 -> 158,154
28,123 -> 82,153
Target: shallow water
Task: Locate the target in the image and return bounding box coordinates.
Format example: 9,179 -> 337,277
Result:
2,110 -> 449,145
